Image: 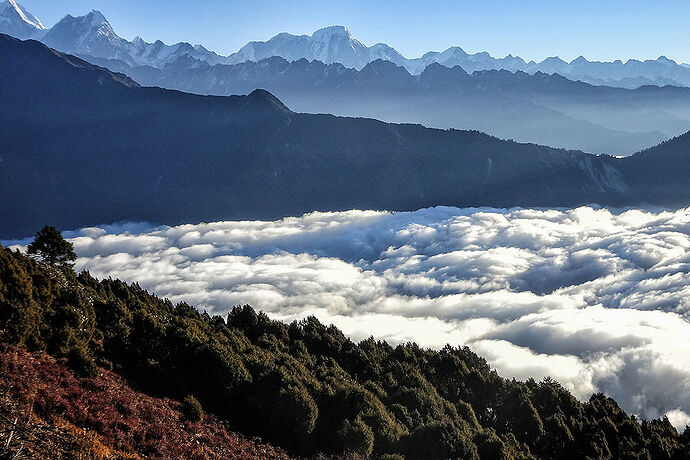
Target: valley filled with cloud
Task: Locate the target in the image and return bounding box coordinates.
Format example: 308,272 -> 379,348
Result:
9,206 -> 690,429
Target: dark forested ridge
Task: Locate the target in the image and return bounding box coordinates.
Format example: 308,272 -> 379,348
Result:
1,242 -> 689,459
1,33 -> 690,239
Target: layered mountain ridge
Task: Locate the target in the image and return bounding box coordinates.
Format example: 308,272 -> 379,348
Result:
1,33 -> 689,238
86,53 -> 690,155
4,3 -> 690,155
2,2 -> 690,88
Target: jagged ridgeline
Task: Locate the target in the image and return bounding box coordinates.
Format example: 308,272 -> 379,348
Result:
1,243 -> 688,459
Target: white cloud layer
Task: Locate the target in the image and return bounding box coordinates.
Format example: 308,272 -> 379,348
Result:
8,206 -> 690,430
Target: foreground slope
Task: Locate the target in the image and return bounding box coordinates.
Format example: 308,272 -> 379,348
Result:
1,244 -> 689,459
1,34 -> 689,238
0,344 -> 290,459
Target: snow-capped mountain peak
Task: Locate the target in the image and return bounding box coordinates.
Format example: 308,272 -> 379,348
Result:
34,9 -> 228,68
7,0 -> 44,28
2,3 -> 690,89
41,9 -> 126,60
311,25 -> 351,40
308,25 -> 365,63
227,24 -> 402,69
0,0 -> 46,39
85,9 -> 108,28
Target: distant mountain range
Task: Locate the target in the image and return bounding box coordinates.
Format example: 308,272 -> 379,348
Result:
3,1 -> 690,89
85,53 -> 690,156
5,2 -> 690,155
0,5 -> 228,67
2,33 -> 689,238
229,26 -> 690,89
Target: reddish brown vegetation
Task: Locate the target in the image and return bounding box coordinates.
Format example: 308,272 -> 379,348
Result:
0,342 -> 291,459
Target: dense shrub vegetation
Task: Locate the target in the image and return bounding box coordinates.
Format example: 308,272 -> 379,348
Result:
1,243 -> 689,459
0,343 -> 290,459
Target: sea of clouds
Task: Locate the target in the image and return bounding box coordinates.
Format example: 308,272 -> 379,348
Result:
7,206 -> 690,429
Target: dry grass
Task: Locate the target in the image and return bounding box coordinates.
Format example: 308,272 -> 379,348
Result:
0,343 -> 291,459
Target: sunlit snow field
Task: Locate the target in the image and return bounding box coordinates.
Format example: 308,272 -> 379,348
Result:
6,206 -> 690,429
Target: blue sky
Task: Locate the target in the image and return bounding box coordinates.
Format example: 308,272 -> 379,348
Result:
19,0 -> 690,63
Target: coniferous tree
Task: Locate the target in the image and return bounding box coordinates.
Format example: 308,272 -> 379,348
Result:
27,225 -> 76,267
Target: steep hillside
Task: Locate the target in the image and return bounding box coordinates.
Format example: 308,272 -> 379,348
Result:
0,343 -> 290,459
620,132 -> 690,203
1,243 -> 689,459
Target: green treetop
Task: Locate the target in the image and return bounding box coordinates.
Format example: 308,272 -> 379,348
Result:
27,225 -> 76,267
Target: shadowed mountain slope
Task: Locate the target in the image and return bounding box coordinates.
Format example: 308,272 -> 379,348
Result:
1,35 -> 689,238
